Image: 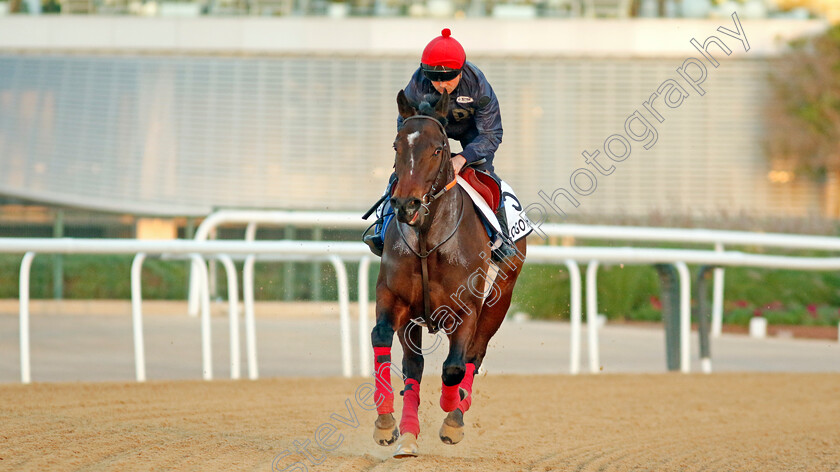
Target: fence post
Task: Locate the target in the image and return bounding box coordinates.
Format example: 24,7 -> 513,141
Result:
130,253 -> 147,382
216,255 -> 241,380
243,253 -> 259,380
311,227 -> 323,301
565,260 -> 582,375
328,255 -> 353,378
674,262 -> 691,373
654,264 -> 681,372
19,252 -> 36,384
585,261 -> 600,374
712,242 -> 725,337
695,265 -> 714,373
284,226 -> 296,301
52,209 -> 64,300
190,255 -> 213,380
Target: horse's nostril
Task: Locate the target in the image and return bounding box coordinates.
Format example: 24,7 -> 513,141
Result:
391,197 -> 422,217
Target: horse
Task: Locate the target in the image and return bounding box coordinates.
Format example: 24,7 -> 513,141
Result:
370,89 -> 527,457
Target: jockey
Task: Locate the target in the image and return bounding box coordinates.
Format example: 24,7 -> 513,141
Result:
363,28 -> 517,262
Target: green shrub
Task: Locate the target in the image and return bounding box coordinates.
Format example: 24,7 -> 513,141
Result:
595,265 -> 660,320
722,303 -> 839,327
723,308 -> 755,326
510,263 -> 661,321
509,264 -> 570,319
631,306 -> 663,322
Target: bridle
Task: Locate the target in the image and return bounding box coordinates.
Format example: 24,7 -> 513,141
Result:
403,115 -> 458,209
394,114 -> 464,259
394,114 -> 465,333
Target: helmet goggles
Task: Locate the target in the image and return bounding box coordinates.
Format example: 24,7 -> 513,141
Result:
421,64 -> 462,82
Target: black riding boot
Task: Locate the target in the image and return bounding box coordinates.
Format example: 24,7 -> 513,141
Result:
363,214 -> 387,257
491,205 -> 518,262
362,176 -> 397,257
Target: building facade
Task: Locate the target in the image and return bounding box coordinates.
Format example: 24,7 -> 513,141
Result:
0,18 -> 831,232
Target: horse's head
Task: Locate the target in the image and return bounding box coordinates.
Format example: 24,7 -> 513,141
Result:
391,89 -> 451,227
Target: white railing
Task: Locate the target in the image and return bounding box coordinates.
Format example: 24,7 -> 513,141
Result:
7,222 -> 840,383
539,223 -> 840,337
527,246 -> 840,374
189,210 -> 840,343
6,238 -> 370,384
185,211 -> 840,375
188,210 -> 375,378
187,210 -> 367,318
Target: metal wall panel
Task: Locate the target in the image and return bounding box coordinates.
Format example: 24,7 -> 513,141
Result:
0,53 -> 821,217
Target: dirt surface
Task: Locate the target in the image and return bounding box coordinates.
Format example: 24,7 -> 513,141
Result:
3,373 -> 839,471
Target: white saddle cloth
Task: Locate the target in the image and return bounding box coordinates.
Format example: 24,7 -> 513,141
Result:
455,176 -> 533,243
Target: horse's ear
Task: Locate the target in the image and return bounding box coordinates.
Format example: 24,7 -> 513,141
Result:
397,90 -> 416,119
435,90 -> 450,119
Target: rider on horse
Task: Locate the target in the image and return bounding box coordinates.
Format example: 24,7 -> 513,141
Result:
364,28 -> 518,262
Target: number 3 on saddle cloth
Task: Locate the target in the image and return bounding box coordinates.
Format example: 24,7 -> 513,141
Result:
362,168 -> 532,257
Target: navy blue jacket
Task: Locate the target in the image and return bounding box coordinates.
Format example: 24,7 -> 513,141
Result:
397,61 -> 503,173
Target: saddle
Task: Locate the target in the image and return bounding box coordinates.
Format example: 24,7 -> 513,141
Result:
459,167 -> 500,211
456,168 -> 532,243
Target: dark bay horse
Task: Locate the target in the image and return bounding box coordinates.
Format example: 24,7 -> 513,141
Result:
370,89 -> 527,457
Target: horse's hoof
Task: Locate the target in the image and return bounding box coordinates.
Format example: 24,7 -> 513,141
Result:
393,433 -> 419,458
374,426 -> 399,446
373,414 -> 399,446
439,408 -> 465,445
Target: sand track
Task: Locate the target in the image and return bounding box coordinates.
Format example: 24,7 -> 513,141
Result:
3,374 -> 839,471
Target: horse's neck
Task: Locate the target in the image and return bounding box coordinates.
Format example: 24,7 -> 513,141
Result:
424,186 -> 474,267
422,183 -> 454,231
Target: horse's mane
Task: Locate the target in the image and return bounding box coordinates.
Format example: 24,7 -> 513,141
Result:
415,93 -> 449,127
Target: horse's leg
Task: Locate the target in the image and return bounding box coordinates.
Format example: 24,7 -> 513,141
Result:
371,299 -> 400,446
461,294 -> 511,409
440,319 -> 474,412
461,260 -> 521,411
438,320 -> 491,445
438,308 -> 478,444
393,320 -> 425,458
441,247 -> 526,445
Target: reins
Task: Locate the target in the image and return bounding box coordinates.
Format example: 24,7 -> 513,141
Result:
395,191 -> 465,259
395,114 -> 463,332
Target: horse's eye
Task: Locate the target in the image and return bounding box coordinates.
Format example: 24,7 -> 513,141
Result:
434,147 -> 442,156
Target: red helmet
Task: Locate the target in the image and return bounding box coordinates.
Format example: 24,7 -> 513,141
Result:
420,28 -> 466,77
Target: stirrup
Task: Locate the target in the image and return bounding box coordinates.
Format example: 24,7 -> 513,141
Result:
362,177 -> 397,258
363,217 -> 385,257
364,233 -> 384,257
491,239 -> 517,262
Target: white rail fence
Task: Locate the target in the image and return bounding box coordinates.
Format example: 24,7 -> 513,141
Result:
539,223 -> 840,338
8,239 -> 369,384
526,246 -> 840,374
187,210 -> 368,316
183,210 -> 840,376
5,214 -> 840,383
190,211 -> 840,340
